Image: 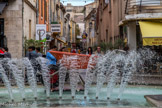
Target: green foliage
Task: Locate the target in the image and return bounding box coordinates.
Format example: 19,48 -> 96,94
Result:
114,38 -> 125,49
24,37 -> 46,53
93,38 -> 124,53
99,42 -> 108,52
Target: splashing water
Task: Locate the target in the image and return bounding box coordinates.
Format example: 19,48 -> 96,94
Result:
59,55 -> 68,98
69,55 -> 80,98
0,48 -> 158,102
0,63 -> 14,101
8,59 -> 26,100
37,57 -> 51,99
22,58 -> 37,99
84,55 -> 97,98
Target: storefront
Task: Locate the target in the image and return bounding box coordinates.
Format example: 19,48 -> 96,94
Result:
139,21 -> 162,73
139,21 -> 162,54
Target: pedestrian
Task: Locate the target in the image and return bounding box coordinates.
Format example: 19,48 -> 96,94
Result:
0,47 -> 4,58
95,46 -> 104,56
76,47 -> 81,54
27,46 -> 38,60
59,47 -> 66,52
123,45 -> 129,52
71,46 -> 76,53
87,47 -> 93,55
27,46 -> 39,76
2,47 -> 11,58
46,46 -> 59,91
36,47 -> 42,57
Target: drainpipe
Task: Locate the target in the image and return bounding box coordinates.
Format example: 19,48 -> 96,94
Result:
22,0 -> 25,57
36,0 -> 39,24
49,0 -> 51,30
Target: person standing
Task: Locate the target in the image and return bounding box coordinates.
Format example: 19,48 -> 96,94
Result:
87,47 -> 93,55
27,46 -> 38,60
36,47 -> 42,57
71,46 -> 76,53
27,46 -> 39,75
95,46 -> 104,56
2,47 -> 11,58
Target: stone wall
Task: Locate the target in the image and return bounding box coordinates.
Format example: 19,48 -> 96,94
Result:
0,0 -> 23,58
23,2 -> 36,40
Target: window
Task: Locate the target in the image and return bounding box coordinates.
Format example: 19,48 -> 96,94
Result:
136,0 -> 161,6
29,20 -> 31,39
0,18 -> 4,47
44,0 -> 47,22
105,0 -> 109,4
0,18 -> 4,36
106,29 -> 108,42
66,9 -> 72,12
41,0 -> 43,17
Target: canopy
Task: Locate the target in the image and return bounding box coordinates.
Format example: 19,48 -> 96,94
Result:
139,21 -> 162,46
0,3 -> 7,15
52,33 -> 67,45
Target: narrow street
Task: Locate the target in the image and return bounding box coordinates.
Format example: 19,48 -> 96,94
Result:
0,0 -> 162,108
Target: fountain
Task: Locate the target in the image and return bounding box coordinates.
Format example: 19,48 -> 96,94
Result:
0,48 -> 161,107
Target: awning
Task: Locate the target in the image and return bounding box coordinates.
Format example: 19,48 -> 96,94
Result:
0,2 -> 7,15
53,36 -> 67,45
139,21 -> 162,46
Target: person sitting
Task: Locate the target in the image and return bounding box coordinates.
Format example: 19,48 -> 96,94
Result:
46,46 -> 59,91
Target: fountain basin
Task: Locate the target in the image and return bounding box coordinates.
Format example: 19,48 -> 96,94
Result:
0,85 -> 162,108
145,95 -> 162,107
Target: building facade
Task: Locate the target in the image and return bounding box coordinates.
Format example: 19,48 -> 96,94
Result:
96,0 -> 126,46
84,2 -> 98,48
124,0 -> 162,51
0,0 -> 37,58
65,3 -> 85,47
97,0 -> 162,52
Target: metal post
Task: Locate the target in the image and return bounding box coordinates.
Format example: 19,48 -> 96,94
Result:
125,0 -> 129,14
139,0 -> 142,12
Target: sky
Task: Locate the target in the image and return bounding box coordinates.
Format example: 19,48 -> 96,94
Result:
61,0 -> 94,6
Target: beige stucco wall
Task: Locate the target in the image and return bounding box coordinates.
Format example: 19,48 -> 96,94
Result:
85,2 -> 97,17
98,0 -> 126,44
23,2 -> 36,40
0,0 -> 23,58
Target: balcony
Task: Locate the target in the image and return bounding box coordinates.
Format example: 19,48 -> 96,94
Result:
125,0 -> 162,15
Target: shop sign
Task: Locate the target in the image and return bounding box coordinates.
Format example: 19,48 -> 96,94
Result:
51,24 -> 61,33
36,24 -> 46,40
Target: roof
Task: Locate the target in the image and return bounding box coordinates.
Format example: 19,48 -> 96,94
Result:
84,8 -> 96,20
0,2 -> 7,15
84,2 -> 96,7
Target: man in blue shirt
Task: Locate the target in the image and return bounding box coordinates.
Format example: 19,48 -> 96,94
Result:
46,46 -> 57,66
46,46 -> 59,91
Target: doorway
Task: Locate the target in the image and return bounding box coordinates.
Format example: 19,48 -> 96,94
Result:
0,18 -> 4,47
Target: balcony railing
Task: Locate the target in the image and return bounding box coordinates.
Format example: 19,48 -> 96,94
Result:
125,0 -> 162,14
